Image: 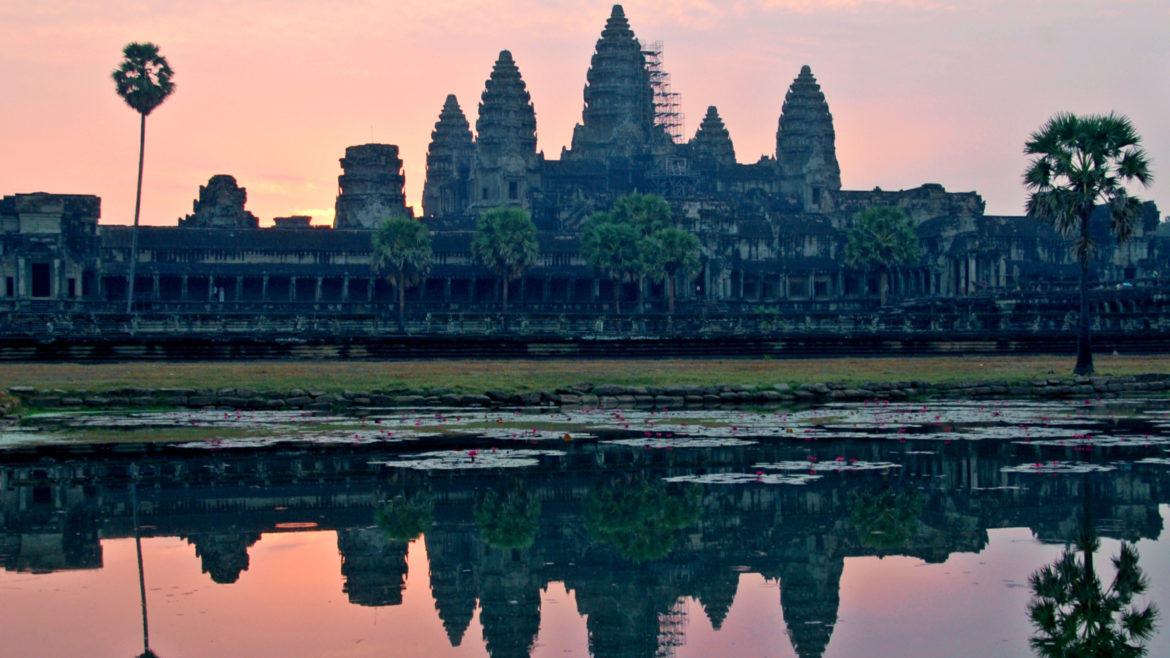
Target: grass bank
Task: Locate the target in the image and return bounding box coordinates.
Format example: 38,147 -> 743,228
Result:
3,354 -> 1169,394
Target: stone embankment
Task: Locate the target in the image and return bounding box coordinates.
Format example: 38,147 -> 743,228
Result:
5,374 -> 1169,420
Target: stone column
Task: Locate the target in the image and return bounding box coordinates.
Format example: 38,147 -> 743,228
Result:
342,277 -> 350,302
235,276 -> 242,301
181,275 -> 189,301
314,277 -> 323,302
290,277 -> 297,301
152,274 -> 160,299
261,276 -> 269,301
443,278 -> 451,302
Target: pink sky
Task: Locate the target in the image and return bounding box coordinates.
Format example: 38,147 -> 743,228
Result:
1,0 -> 1165,227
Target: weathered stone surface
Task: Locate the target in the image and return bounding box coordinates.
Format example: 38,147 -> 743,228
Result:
333,144 -> 408,230
776,65 -> 841,209
178,175 -> 259,229
422,94 -> 474,218
188,396 -> 215,407
566,5 -> 664,162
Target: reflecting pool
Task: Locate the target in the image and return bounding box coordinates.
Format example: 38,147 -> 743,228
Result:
2,398 -> 1170,657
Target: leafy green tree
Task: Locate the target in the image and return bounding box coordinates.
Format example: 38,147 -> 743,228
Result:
844,205 -> 921,304
375,491 -> 435,543
474,486 -> 541,550
644,228 -> 701,315
585,478 -> 700,562
372,216 -> 433,332
1024,112 -> 1153,375
113,43 -> 175,313
1028,532 -> 1158,657
581,212 -> 642,314
610,192 -> 672,236
471,207 -> 538,317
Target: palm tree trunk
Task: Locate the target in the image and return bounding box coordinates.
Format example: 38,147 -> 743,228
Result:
613,278 -> 621,315
636,275 -> 645,314
879,270 -> 889,305
126,113 -> 146,314
501,275 -> 509,331
667,276 -> 676,316
396,274 -> 406,333
1075,213 -> 1094,375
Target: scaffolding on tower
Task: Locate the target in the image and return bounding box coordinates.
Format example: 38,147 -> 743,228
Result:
641,41 -> 685,144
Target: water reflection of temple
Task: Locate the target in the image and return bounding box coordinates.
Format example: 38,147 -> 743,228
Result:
1,439 -> 1167,657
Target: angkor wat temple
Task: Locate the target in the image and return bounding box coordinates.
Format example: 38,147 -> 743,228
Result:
2,5 -> 1167,340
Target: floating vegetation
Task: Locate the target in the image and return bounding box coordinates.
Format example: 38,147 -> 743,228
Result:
755,459 -> 902,473
1001,461 -> 1117,474
371,448 -> 564,471
604,437 -> 756,449
1011,434 -> 1165,448
662,472 -> 820,485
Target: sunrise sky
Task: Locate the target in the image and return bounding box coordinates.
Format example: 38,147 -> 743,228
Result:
1,1 -> 1165,228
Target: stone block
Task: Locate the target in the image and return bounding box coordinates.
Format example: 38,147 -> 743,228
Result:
187,396 -> 215,407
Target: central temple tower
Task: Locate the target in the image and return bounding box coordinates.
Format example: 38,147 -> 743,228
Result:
566,5 -> 669,162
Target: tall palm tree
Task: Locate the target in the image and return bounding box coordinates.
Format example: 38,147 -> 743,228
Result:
844,205 -> 921,304
1024,112 -> 1152,375
112,43 -> 175,314
471,207 -> 538,321
580,212 -> 641,315
644,227 -> 701,316
371,216 -> 433,332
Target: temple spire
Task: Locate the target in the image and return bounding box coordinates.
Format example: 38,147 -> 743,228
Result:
689,105 -> 736,167
470,50 -> 538,212
422,94 -> 474,218
566,4 -> 667,161
776,65 -> 841,210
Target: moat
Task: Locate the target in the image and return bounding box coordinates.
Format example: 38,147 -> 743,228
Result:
3,398 -> 1170,657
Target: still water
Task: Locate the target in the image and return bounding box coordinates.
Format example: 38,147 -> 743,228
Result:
3,399 -> 1170,657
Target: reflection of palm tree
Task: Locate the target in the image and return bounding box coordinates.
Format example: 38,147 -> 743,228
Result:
131,483 -> 158,658
1028,476 -> 1158,656
584,478 -> 700,562
375,490 -> 434,543
847,487 -> 923,551
474,485 -> 540,550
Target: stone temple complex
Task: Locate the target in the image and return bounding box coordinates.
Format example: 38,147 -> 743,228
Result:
1,5 -> 1166,328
